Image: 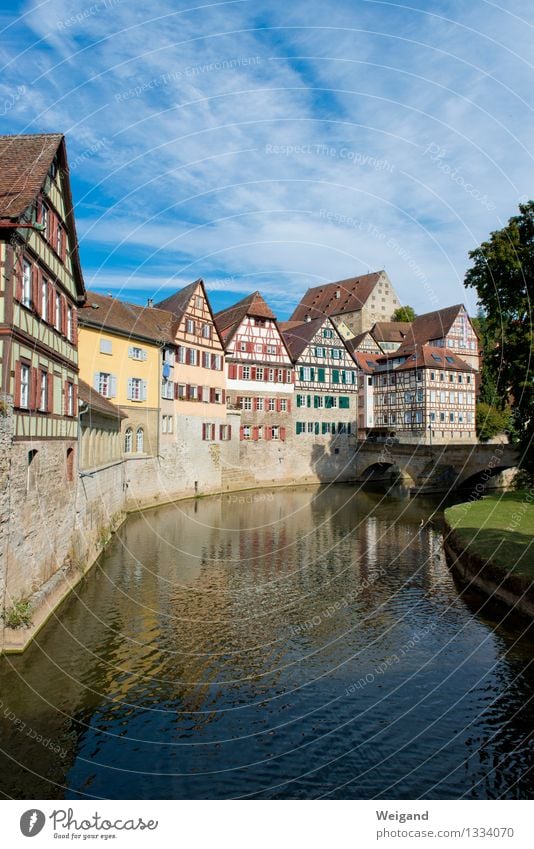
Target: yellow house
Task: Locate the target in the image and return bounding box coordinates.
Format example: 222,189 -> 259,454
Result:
78,292 -> 174,456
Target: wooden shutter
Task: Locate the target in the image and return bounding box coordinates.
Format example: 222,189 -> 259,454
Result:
251,367 -> 256,380
71,308 -> 78,345
186,384 -> 191,400
211,354 -> 216,369
141,381 -> 147,401
290,370 -> 295,383
211,424 -> 216,441
265,426 -> 272,441
221,389 -> 226,404
127,378 -> 133,400
174,382 -> 180,399
280,426 -> 286,441
198,386 -> 203,402
238,366 -> 244,379
273,370 -> 278,383
48,282 -> 55,324
276,398 -> 281,412
228,425 -> 232,440
287,399 -> 291,413
236,395 -> 242,408
202,423 -> 207,440
47,372 -> 54,412
61,295 -> 68,336
239,426 -> 244,441
109,375 -> 117,398
247,341 -> 254,353
210,388 -> 216,403
14,362 -> 21,407
228,363 -> 237,379
252,426 -> 259,441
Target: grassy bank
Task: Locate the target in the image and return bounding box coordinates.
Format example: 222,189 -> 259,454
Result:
445,491 -> 534,578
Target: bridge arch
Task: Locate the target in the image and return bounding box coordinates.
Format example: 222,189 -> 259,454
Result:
456,465 -> 518,493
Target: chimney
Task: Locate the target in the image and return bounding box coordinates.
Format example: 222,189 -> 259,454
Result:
147,298 -> 153,308
335,289 -> 340,299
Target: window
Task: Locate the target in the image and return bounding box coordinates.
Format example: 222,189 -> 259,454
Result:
55,292 -> 61,331
100,338 -> 112,355
266,344 -> 276,355
255,397 -> 264,411
27,449 -> 38,492
315,347 -> 325,358
161,380 -> 174,400
136,427 -> 144,452
449,373 -> 454,382
416,389 -> 423,402
280,398 -> 287,412
190,384 -> 198,400
331,348 -> 342,359
128,377 -> 146,401
240,342 -> 247,352
323,328 -> 333,339
415,410 -> 423,423
271,426 -> 280,440
162,415 -> 167,433
213,354 -> 222,370
129,346 -> 146,360
449,412 -> 454,422
66,382 -> 74,416
458,392 -> 464,404
39,370 -> 48,411
220,424 -> 232,440
243,366 -> 250,380
202,385 -> 210,402
430,412 -> 436,422
256,367 -> 264,380
458,374 -> 463,383
202,351 -> 211,368
177,346 -> 186,364
202,423 -> 216,441
41,278 -> 48,322
242,397 -> 252,410
242,425 -> 251,440
404,411 -> 412,424
124,428 -> 133,452
56,223 -> 63,257
466,375 -> 472,384
430,372 -> 435,381
41,203 -> 49,239
202,324 -> 211,339
177,383 -> 186,399
20,363 -> 30,408
268,398 -> 275,411
440,412 -> 445,422
196,295 -> 203,309
186,319 -> 195,334
66,447 -> 74,482
96,371 -> 116,398
22,260 -> 32,307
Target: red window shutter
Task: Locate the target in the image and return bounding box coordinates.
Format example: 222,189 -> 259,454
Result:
236,396 -> 242,408
73,382 -> 78,416
252,426 -> 259,441
186,348 -> 192,365
50,211 -> 57,249
251,367 -> 256,380
291,370 -> 295,383
198,386 -> 203,402
61,295 -> 67,335
273,370 -> 278,382
61,224 -> 67,262
280,426 -> 286,442
276,398 -> 281,412
174,382 -> 180,400
211,354 -> 216,369
14,361 -> 21,407
247,341 -> 254,353
186,384 -> 191,400
211,424 -> 216,440
72,308 -> 78,345
210,387 -> 215,403
222,389 -> 226,404
29,368 -> 38,411
228,363 -> 236,379
287,399 -> 291,413
32,266 -> 40,314
238,366 -> 244,379
202,423 -> 206,440
228,425 -> 232,440
47,372 -> 54,412
219,425 -> 223,440
239,426 -> 244,441
265,426 -> 272,441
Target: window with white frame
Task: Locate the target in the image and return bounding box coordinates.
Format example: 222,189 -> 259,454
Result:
242,396 -> 252,410
242,425 -> 251,440
256,397 -> 264,411
177,346 -> 186,364
271,426 -> 280,440
256,367 -> 264,380
129,346 -> 146,360
100,338 -> 112,355
39,371 -> 48,411
242,366 -> 250,379
240,342 -> 247,352
128,377 -> 146,401
55,292 -> 61,331
136,427 -> 144,452
56,222 -> 63,256
202,351 -> 211,368
315,347 -> 325,358
280,399 -> 287,412
161,380 -> 173,399
186,319 -> 195,334
22,260 -> 32,307
203,386 -> 210,402
189,385 -> 198,400
20,363 -> 30,408
177,383 -> 186,399
202,324 -> 211,339
124,427 -> 133,453
266,344 -> 276,355
66,382 -> 74,416
213,354 -> 222,370
41,203 -> 49,238
66,306 -> 73,341
96,371 -> 115,398
41,278 -> 48,322
268,398 -> 275,411
214,388 -> 223,404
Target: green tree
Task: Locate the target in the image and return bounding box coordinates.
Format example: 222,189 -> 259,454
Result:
464,201 -> 534,477
475,402 -> 512,442
391,305 -> 416,322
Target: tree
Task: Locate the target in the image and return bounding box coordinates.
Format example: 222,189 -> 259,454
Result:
464,201 -> 534,477
475,402 -> 512,442
391,305 -> 416,322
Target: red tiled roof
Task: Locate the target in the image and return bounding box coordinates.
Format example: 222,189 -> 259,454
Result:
371,321 -> 412,343
408,304 -> 464,346
79,290 -> 176,343
280,318 -> 324,361
350,351 -> 381,372
378,343 -> 476,372
214,291 -> 276,346
289,271 -> 384,322
78,378 -> 126,419
154,280 -> 201,320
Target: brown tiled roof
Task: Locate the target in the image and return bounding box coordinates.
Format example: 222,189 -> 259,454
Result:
214,291 -> 276,346
408,304 -> 464,346
378,344 -> 476,373
0,133 -> 63,218
350,351 -> 381,372
78,290 -> 176,343
345,331 -> 381,354
154,280 -> 200,319
280,318 -> 324,361
78,378 -> 126,419
289,271 -> 384,322
0,133 -> 85,301
371,321 -> 412,343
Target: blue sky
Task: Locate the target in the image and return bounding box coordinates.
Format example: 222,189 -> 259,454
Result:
1,0 -> 532,319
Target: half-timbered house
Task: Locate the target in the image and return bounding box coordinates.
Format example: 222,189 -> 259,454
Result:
215,292 -> 293,442
280,317 -> 359,443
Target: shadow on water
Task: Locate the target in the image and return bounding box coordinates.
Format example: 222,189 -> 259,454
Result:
0,483 -> 533,800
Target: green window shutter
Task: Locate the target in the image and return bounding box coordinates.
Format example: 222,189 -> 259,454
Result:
340,396 -> 350,409
299,367 -> 304,380
322,422 -> 327,434
341,370 -> 346,384
296,395 -> 302,408
332,369 -> 339,384
318,368 -> 325,383
310,367 -> 315,381
314,395 -> 319,408
307,395 -> 311,407
315,422 -> 320,435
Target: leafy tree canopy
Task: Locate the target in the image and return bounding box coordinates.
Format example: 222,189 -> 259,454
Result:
391,305 -> 416,322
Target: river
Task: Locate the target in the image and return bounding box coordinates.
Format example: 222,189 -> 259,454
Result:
0,484 -> 532,799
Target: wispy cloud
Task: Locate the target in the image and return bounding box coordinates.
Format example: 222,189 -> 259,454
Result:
2,0 -> 533,317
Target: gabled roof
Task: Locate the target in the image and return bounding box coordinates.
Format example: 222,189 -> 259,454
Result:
345,330 -> 381,355
377,343 -> 476,373
289,271 -> 385,322
371,321 -> 412,343
280,317 -> 325,361
350,351 -> 381,373
78,378 -> 127,419
0,133 -> 85,301
154,279 -> 201,320
78,290 -> 176,344
409,304 -> 465,345
214,291 -> 276,346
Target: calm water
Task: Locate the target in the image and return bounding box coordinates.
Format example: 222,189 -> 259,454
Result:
0,485 -> 533,800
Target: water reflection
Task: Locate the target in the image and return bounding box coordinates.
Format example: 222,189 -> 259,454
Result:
0,485 -> 532,800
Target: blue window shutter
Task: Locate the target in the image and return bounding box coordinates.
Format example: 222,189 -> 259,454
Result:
93,372 -> 100,391
127,378 -> 133,400
109,375 -> 117,398
141,380 -> 147,401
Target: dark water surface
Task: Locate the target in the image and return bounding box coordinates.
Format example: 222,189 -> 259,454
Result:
0,485 -> 533,799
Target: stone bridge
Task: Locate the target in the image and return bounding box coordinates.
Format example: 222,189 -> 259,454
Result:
353,441 -> 520,494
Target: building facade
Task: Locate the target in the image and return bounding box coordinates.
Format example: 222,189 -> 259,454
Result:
215,292 -> 293,442
281,317 -> 359,443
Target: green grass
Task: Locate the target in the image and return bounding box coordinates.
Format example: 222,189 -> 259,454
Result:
1,599 -> 33,629
445,491 -> 534,578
